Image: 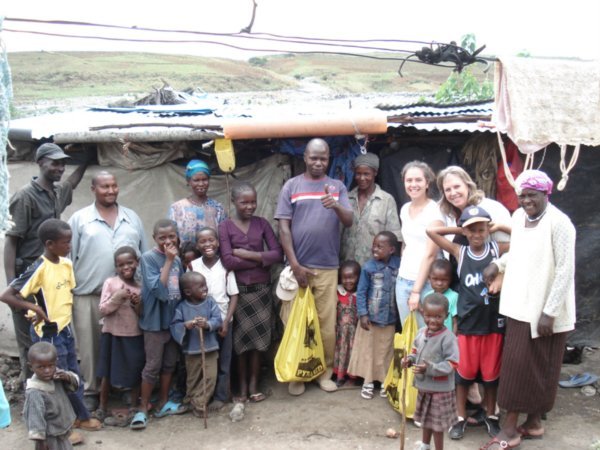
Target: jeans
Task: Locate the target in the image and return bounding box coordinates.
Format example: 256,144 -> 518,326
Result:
30,325 -> 90,420
213,325 -> 232,403
395,277 -> 430,330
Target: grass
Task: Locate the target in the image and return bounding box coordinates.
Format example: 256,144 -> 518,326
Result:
7,50 -> 492,114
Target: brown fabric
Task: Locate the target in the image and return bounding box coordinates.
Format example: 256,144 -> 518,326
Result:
184,351 -> 218,414
498,318 -> 567,414
413,391 -> 458,432
348,324 -> 395,383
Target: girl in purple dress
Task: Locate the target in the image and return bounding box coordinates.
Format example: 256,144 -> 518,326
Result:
218,182 -> 283,402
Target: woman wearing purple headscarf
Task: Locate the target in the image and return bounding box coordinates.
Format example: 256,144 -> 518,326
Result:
168,159 -> 226,248
481,170 -> 576,450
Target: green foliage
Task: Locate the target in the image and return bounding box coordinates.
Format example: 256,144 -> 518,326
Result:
461,33 -> 477,53
248,57 -> 268,67
434,34 -> 493,104
435,69 -> 493,104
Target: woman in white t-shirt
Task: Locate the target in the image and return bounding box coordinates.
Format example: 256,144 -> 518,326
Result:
396,161 -> 444,328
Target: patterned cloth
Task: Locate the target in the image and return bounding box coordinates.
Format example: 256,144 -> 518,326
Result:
413,390 -> 458,432
168,197 -> 226,247
341,184 -> 402,266
233,283 -> 272,354
332,286 -> 358,378
515,169 -> 553,196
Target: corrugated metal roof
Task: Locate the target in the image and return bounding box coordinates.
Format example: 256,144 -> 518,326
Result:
9,99 -> 496,142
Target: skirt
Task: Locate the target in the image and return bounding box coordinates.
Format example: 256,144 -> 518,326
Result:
233,283 -> 272,354
498,318 -> 568,414
347,324 -> 395,383
332,303 -> 358,378
413,391 -> 458,432
96,333 -> 145,388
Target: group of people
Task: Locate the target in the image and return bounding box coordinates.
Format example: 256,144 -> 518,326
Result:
0,138 -> 575,450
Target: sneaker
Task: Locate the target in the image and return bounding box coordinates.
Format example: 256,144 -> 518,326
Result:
380,387 -> 387,398
484,415 -> 501,437
360,383 -> 374,399
448,417 -> 467,440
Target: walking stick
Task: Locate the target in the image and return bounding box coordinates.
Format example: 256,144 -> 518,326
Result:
198,326 -> 208,429
399,342 -> 408,450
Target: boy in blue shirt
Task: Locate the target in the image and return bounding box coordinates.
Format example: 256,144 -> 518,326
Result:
132,219 -> 185,430
171,271 -> 222,418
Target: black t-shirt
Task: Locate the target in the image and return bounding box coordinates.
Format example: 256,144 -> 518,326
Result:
456,241 -> 505,335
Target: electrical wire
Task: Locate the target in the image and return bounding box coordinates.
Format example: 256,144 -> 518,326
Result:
2,27 -> 415,60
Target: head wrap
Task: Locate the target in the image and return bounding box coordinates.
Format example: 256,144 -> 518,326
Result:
353,153 -> 379,171
514,170 -> 553,197
185,159 -> 210,180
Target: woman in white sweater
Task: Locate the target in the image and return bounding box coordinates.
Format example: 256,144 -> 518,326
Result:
482,170 -> 576,450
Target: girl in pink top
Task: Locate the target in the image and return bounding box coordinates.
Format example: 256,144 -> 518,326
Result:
97,246 -> 144,424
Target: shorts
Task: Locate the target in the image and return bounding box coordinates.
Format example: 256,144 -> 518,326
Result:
456,333 -> 503,386
141,330 -> 178,384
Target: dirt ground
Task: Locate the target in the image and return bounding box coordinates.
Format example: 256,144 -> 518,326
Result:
2,348 -> 599,450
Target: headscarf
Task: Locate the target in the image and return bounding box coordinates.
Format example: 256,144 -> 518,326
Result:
514,169 -> 553,197
185,159 -> 210,180
353,153 -> 379,171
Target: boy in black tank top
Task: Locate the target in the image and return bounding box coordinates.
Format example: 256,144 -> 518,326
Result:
426,206 -> 511,441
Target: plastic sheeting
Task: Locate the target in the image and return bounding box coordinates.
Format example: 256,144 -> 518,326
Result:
0,153 -> 290,355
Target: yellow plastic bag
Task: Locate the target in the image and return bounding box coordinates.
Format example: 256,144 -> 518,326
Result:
274,287 -> 326,382
384,312 -> 419,418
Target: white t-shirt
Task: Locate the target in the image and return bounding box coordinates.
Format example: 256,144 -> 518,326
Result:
398,200 -> 443,280
190,257 -> 239,322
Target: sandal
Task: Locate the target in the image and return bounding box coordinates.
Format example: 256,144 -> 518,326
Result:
153,400 -> 188,418
249,392 -> 266,403
104,412 -> 130,427
479,436 -> 521,449
517,425 -> 544,440
361,383 -> 374,400
129,411 -> 148,430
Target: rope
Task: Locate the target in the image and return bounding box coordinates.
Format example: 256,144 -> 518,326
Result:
557,144 -> 580,191
0,17 -> 13,234
495,132 -> 517,189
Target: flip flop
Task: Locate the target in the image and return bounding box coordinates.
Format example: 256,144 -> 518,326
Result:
129,411 -> 148,430
558,373 -> 599,388
479,436 -> 521,449
249,392 -> 266,403
153,400 -> 188,418
517,426 -> 544,440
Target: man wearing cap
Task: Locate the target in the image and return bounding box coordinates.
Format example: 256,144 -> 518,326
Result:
4,143 -> 90,382
68,171 -> 148,397
275,138 -> 353,395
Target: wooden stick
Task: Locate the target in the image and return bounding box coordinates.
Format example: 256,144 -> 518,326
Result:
400,342 -> 408,450
199,326 -> 208,429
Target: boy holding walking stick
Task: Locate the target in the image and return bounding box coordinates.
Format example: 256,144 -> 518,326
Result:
171,272 -> 222,419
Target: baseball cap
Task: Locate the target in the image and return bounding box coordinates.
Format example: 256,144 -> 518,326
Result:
35,143 -> 70,162
459,206 -> 491,228
276,266 -> 299,301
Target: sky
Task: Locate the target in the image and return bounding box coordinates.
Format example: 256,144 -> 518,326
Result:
1,0 -> 599,60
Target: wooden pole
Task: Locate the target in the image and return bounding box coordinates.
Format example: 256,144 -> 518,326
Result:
400,342 -> 408,450
199,327 -> 208,429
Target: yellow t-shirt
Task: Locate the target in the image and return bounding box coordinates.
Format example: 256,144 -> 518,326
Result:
11,256 -> 76,337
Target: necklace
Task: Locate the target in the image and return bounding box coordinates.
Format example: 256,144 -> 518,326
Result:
526,208 -> 547,223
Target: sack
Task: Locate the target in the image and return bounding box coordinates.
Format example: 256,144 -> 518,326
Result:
274,287 -> 326,382
384,312 -> 419,418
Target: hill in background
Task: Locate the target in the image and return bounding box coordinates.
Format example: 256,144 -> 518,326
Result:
8,51 -> 493,116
